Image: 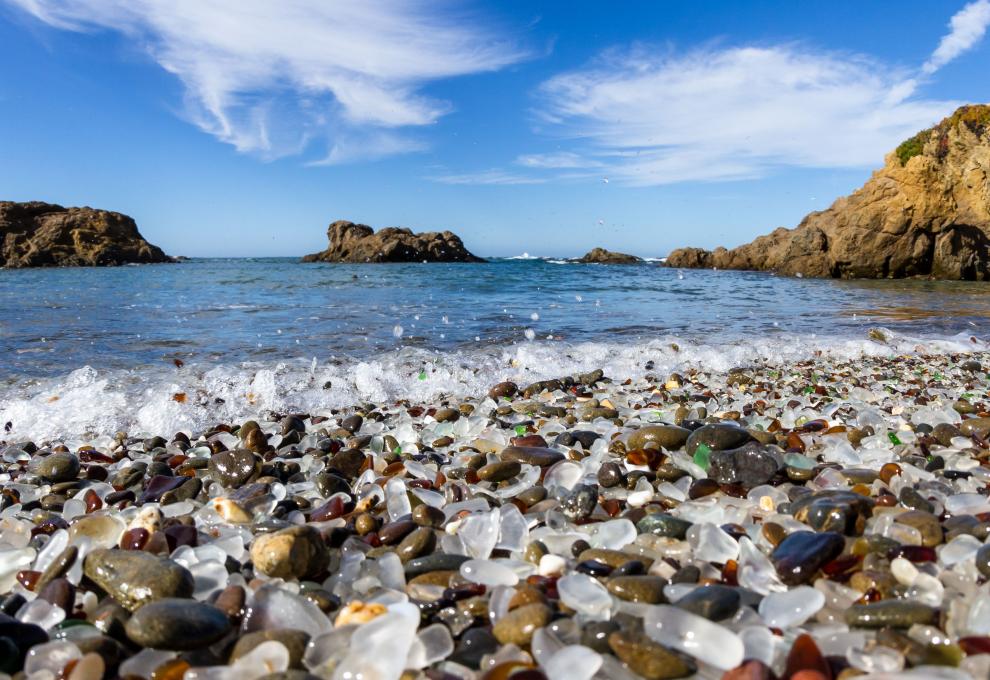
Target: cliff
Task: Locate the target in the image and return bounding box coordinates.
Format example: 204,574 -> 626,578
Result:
666,105 -> 990,279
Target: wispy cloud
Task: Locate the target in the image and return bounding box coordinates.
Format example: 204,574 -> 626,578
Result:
429,170 -> 545,185
528,44 -> 961,186
515,151 -> 600,169
474,3 -> 986,187
923,0 -> 990,74
6,0 -> 526,161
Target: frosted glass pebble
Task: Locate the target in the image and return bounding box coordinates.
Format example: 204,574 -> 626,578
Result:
458,510 -> 500,559
891,557 -> 919,586
757,586 -> 824,628
0,517 -> 32,549
233,641 -> 289,679
848,645 -> 905,673
333,602 -> 420,680
589,519 -> 636,550
644,604 -> 744,670
385,478 -> 411,521
189,559 -> 229,600
543,460 -> 584,491
940,534 -> 982,566
544,645 -> 602,680
737,537 -> 786,595
688,523 -> 739,564
558,573 -> 611,620
738,626 -> 776,666
0,546 -> 36,591
242,585 -> 332,638
531,626 -> 565,666
495,504 -> 529,552
460,559 -> 519,587
33,529 -> 69,573
17,598 -> 66,630
25,640 -> 81,677
416,623 -> 454,666
303,627 -> 355,675
539,554 -> 566,576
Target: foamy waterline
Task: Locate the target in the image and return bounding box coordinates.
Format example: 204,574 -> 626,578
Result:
0,329 -> 984,445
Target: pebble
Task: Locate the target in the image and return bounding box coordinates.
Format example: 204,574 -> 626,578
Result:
29,452 -> 80,482
607,629 -> 696,679
708,443 -> 784,488
627,425 -> 691,451
606,575 -> 667,603
845,600 -> 940,628
83,549 -> 194,611
208,449 -> 260,488
492,603 -> 551,646
477,461 -> 521,482
250,526 -> 330,580
5,353 -> 990,677
770,531 -> 845,585
685,423 -> 752,455
673,584 -> 740,621
124,598 -> 231,650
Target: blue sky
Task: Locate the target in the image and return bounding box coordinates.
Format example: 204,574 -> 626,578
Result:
1,1 -> 988,258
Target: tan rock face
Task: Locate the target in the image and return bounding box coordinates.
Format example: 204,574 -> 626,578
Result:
302,220 -> 484,263
666,104 -> 990,279
0,201 -> 172,267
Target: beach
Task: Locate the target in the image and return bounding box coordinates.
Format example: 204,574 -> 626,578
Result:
4,294 -> 990,678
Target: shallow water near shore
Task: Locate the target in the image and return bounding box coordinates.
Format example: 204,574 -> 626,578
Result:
2,258 -> 990,441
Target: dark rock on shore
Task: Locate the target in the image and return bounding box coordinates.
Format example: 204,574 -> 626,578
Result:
576,247 -> 642,264
0,201 -> 172,268
666,104 -> 990,279
302,220 -> 484,263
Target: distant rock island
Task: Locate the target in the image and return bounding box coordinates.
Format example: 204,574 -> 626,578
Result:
666,104 -> 990,279
576,247 -> 642,264
302,220 -> 484,263
1,201 -> 172,268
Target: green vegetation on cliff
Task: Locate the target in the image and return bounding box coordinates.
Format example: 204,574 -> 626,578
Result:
896,104 -> 990,166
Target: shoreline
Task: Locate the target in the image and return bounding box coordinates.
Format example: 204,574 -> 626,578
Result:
1,330 -> 986,445
2,348 -> 990,677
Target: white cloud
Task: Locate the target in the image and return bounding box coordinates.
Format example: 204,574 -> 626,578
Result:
515,151 -> 599,168
6,0 -> 525,160
530,44 -> 962,186
923,0 -> 990,74
429,170 -> 545,185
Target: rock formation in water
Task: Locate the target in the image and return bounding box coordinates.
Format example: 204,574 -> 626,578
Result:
302,220 -> 485,263
666,104 -> 990,279
576,247 -> 642,264
0,201 -> 173,268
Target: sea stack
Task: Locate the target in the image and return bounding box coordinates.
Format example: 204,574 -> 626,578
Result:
0,201 -> 173,268
577,247 -> 642,264
302,220 -> 485,263
666,104 -> 990,279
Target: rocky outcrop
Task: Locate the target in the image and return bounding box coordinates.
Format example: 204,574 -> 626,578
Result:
302,220 -> 484,263
666,104 -> 990,279
576,247 -> 642,264
0,201 -> 172,268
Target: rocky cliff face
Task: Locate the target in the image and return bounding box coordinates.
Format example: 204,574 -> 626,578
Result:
666,105 -> 990,279
1,201 -> 172,268
576,247 -> 642,264
302,220 -> 485,263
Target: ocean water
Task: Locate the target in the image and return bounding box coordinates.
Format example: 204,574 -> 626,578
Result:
2,257 -> 990,442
